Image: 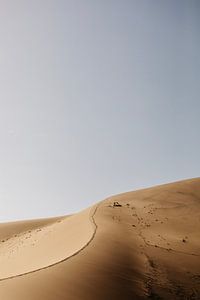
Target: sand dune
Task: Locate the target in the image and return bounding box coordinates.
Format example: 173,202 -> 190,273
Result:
0,178 -> 199,299
0,206 -> 97,279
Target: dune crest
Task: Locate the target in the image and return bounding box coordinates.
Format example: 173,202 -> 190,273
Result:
0,178 -> 199,299
0,206 -> 98,279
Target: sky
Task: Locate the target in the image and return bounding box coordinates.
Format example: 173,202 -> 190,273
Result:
0,0 -> 199,221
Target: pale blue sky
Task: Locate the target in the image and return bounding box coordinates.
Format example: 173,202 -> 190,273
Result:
0,1 -> 199,221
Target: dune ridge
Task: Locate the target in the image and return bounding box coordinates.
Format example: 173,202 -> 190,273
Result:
0,178 -> 199,299
0,204 -> 99,280
0,203 -> 99,282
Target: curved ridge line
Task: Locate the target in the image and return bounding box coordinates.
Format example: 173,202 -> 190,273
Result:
0,203 -> 100,282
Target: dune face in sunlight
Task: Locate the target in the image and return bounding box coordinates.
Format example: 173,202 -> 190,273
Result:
0,178 -> 199,299
0,207 -> 95,279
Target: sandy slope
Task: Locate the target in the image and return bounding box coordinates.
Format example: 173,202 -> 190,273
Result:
0,178 -> 199,299
0,206 -> 96,279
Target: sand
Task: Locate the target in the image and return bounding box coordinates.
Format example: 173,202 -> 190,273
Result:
0,178 -> 199,299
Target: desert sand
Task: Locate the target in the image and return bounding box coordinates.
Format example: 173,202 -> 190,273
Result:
0,178 -> 199,299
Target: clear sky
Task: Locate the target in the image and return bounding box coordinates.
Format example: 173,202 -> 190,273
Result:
0,1 -> 199,221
